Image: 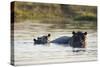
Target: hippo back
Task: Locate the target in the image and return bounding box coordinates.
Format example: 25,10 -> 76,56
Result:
50,36 -> 71,46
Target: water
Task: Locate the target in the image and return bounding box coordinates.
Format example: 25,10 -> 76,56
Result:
13,21 -> 97,66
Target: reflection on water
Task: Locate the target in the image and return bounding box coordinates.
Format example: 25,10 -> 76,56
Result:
13,21 -> 97,66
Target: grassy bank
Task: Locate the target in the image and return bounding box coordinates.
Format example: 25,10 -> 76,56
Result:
11,1 -> 97,29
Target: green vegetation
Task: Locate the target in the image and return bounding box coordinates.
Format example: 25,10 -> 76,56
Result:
14,2 -> 64,21
12,1 -> 97,22
11,1 -> 97,29
74,12 -> 97,21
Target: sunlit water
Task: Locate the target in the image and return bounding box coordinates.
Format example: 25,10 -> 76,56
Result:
13,21 -> 97,66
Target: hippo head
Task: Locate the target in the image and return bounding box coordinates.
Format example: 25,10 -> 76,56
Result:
72,31 -> 87,48
33,34 -> 51,44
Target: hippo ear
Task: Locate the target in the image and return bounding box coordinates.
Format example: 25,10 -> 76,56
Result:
48,34 -> 51,37
84,32 -> 87,35
34,39 -> 36,41
72,31 -> 75,34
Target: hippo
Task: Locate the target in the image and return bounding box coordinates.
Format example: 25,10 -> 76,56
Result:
33,34 -> 50,44
50,31 -> 87,52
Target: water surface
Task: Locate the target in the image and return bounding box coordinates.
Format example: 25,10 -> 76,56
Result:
13,21 -> 97,66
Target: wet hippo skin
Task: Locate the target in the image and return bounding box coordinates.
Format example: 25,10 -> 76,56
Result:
50,36 -> 71,45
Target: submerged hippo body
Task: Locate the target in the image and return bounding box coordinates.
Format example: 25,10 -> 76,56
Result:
50,36 -> 72,46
